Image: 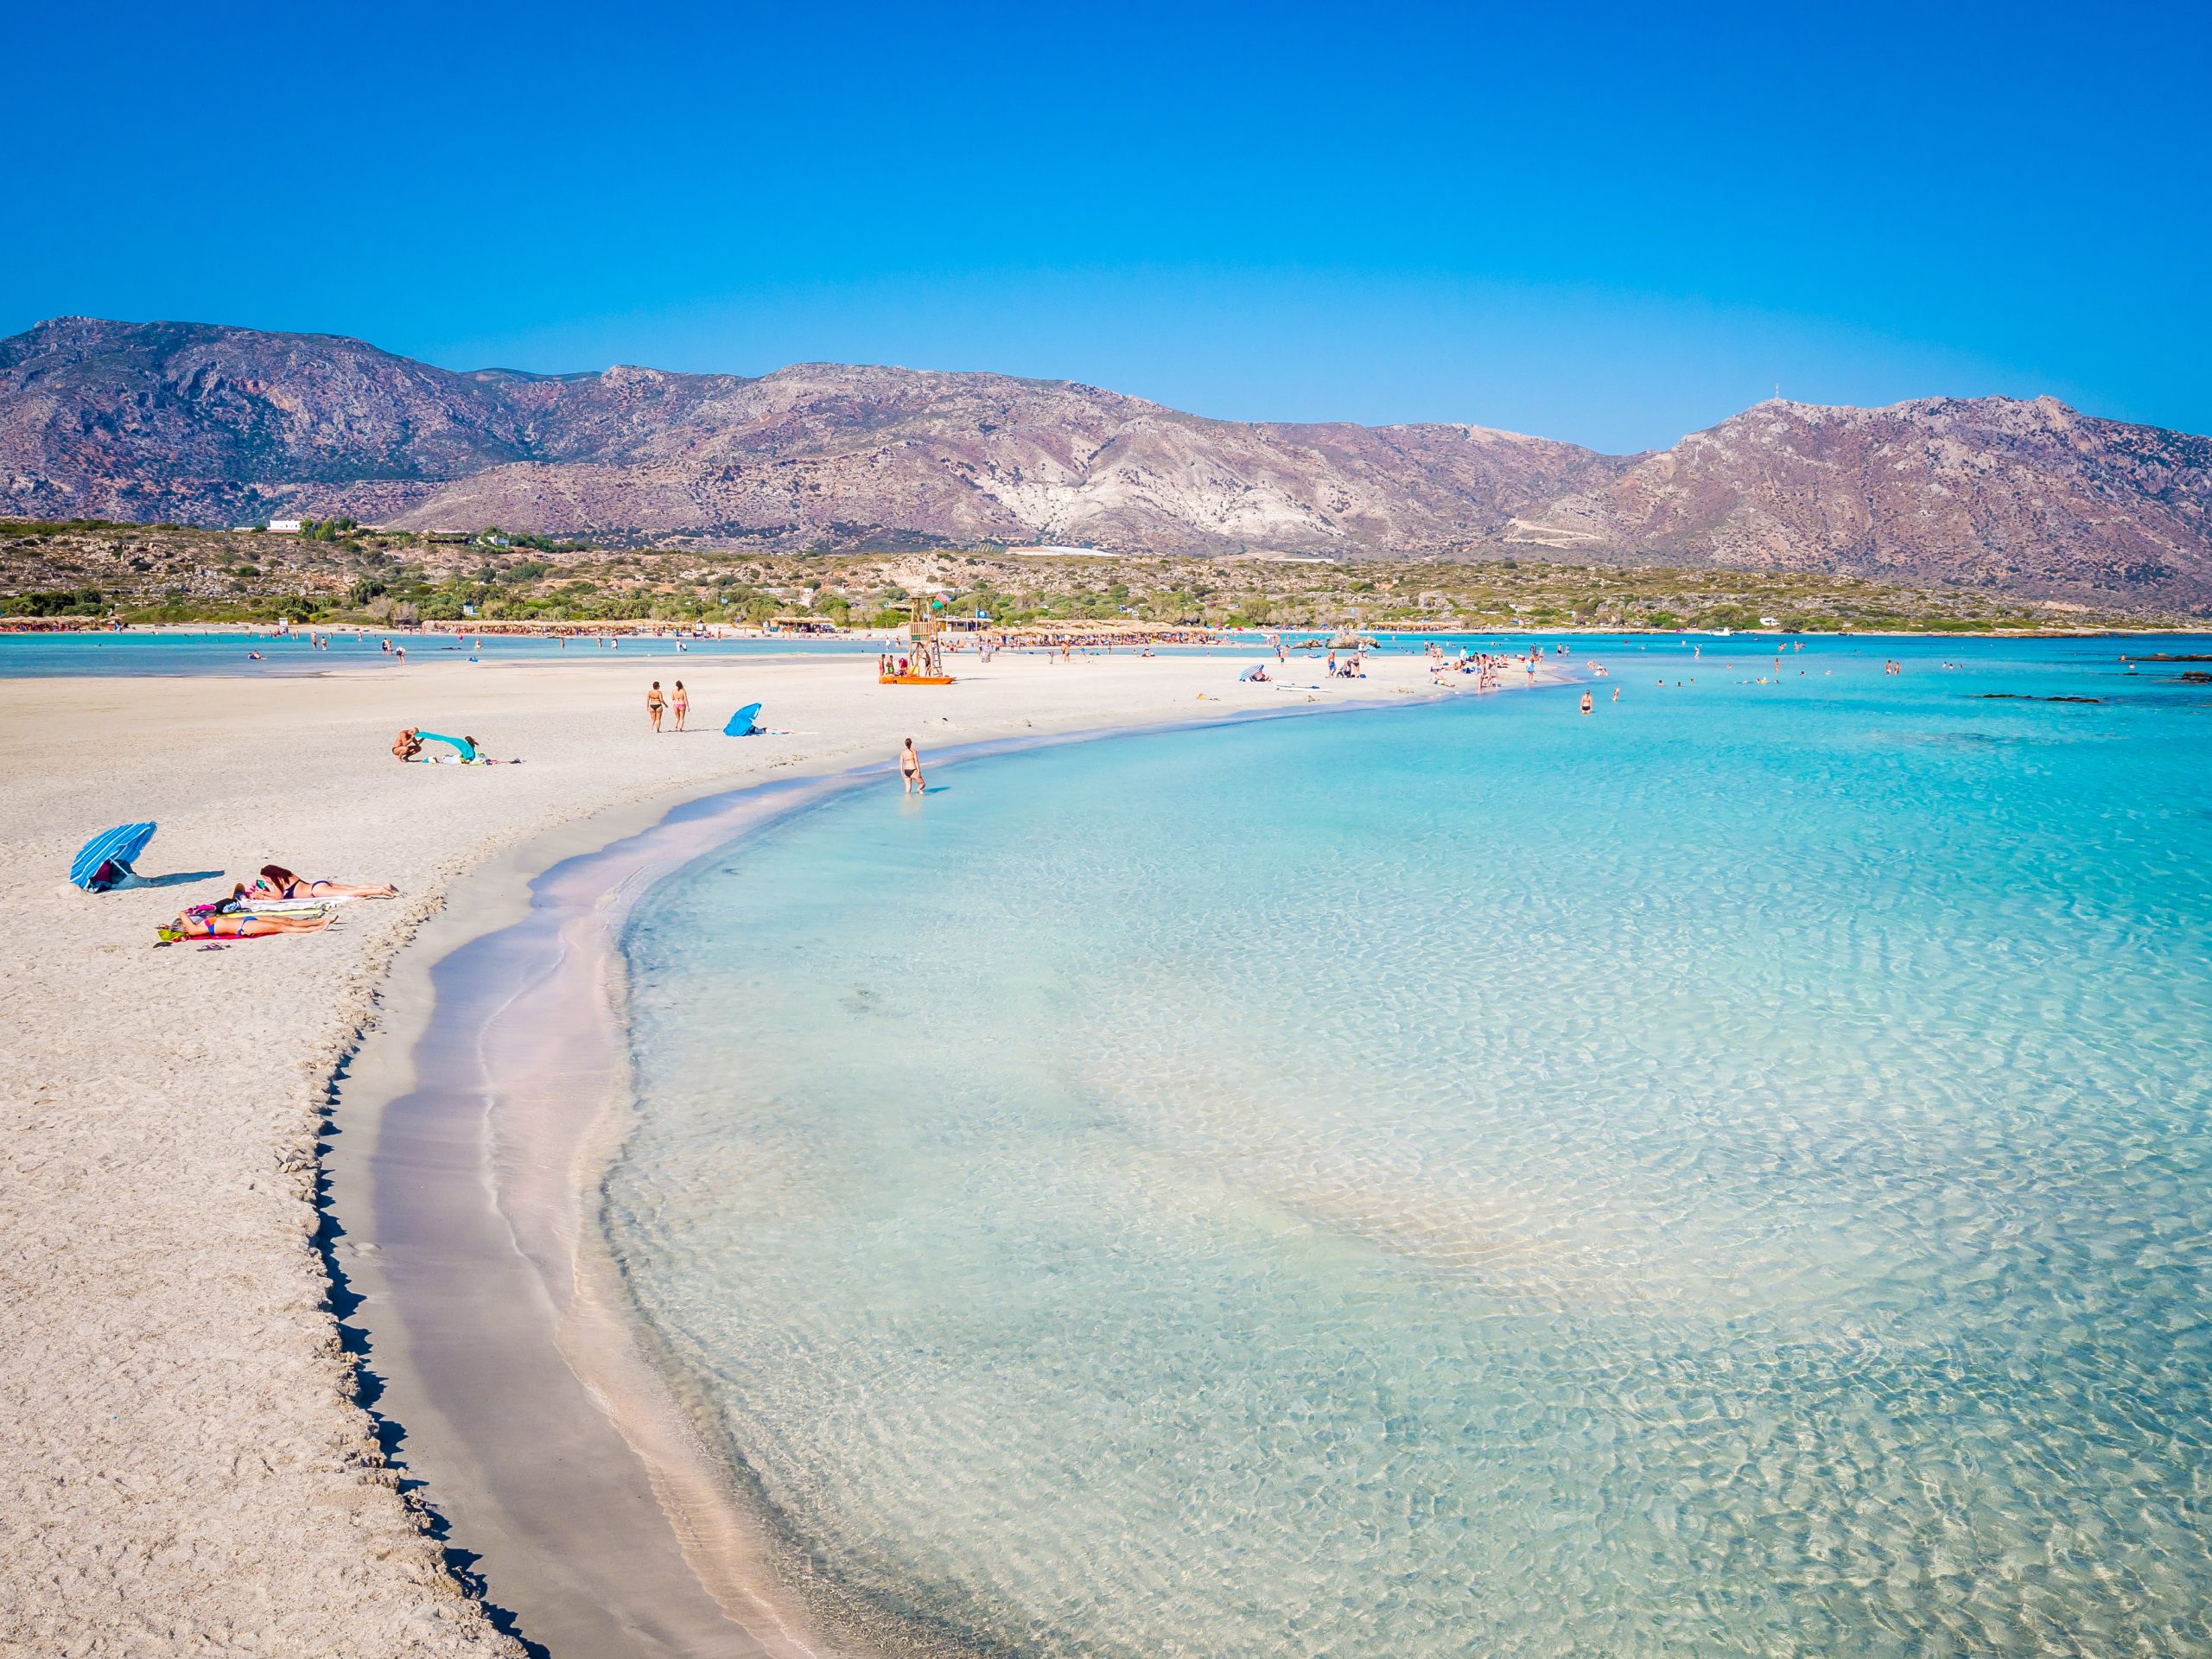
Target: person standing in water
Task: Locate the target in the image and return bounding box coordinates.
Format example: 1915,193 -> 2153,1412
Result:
1580,690 -> 1594,715
671,681 -> 689,732
646,681 -> 665,732
899,737 -> 925,794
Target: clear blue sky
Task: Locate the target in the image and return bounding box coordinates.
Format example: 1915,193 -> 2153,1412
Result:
9,0 -> 2206,453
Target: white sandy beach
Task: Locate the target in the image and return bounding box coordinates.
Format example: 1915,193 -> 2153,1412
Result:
0,645 -> 1541,1655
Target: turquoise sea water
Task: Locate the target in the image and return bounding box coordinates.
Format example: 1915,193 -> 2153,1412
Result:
0,626 -> 1767,677
612,638 -> 2212,1657
0,626 -> 1454,677
0,629 -> 882,676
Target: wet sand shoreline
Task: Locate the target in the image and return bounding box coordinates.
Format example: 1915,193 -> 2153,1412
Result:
330,771 -> 856,1658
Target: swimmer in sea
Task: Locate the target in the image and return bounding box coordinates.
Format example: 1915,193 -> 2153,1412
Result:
1580,690 -> 1594,715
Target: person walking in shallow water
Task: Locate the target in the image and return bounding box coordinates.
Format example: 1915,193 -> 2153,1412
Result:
646,681 -> 665,732
899,737 -> 925,795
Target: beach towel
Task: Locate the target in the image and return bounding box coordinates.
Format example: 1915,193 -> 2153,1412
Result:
416,731 -> 478,761
184,899 -> 331,922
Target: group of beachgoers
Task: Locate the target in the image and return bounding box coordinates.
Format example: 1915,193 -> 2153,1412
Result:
1425,642 -> 1518,690
1008,629 -> 1213,652
881,639 -> 949,678
158,864 -> 398,944
645,681 -> 690,731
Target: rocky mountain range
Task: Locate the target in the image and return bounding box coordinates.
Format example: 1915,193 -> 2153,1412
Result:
4,316 -> 2209,611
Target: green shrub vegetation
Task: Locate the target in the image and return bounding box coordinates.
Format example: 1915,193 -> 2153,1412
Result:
0,524 -> 2186,634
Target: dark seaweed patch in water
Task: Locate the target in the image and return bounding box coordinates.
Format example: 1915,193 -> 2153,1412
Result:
1977,693 -> 2102,704
1898,729 -> 2019,748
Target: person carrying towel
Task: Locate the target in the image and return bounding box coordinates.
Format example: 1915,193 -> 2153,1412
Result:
398,731 -> 480,762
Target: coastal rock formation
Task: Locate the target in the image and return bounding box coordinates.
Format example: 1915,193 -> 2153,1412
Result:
4,316 -> 2210,610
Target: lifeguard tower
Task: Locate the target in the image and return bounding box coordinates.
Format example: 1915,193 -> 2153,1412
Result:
880,596 -> 956,684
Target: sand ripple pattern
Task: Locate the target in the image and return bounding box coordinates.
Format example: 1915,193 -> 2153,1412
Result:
611,647 -> 2212,1658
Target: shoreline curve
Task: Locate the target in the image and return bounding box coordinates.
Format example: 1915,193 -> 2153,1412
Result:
325,695 -> 1493,1658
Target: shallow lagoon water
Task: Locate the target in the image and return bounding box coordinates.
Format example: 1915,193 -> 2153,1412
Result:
613,639 -> 2212,1656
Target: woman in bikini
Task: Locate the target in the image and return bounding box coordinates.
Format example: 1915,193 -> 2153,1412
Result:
162,906 -> 336,943
647,681 -> 665,732
251,864 -> 398,900
671,681 -> 689,731
899,738 -> 925,795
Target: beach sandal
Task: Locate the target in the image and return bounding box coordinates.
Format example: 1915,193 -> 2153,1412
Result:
199,942 -> 229,951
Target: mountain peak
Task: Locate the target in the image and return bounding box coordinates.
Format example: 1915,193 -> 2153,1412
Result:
1,318 -> 2206,612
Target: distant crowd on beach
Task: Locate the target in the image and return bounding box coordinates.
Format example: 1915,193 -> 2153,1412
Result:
1425,639 -> 1574,691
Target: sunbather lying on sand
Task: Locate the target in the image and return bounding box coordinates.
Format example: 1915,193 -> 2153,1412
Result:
160,907 -> 334,943
251,864 -> 398,900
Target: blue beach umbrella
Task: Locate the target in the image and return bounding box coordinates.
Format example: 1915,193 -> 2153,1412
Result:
71,821 -> 156,891
723,702 -> 763,736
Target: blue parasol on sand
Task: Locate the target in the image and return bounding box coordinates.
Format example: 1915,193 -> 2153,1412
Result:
71,822 -> 157,891
723,702 -> 763,736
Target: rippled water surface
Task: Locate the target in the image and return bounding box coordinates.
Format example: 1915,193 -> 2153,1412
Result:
612,638 -> 2212,1656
